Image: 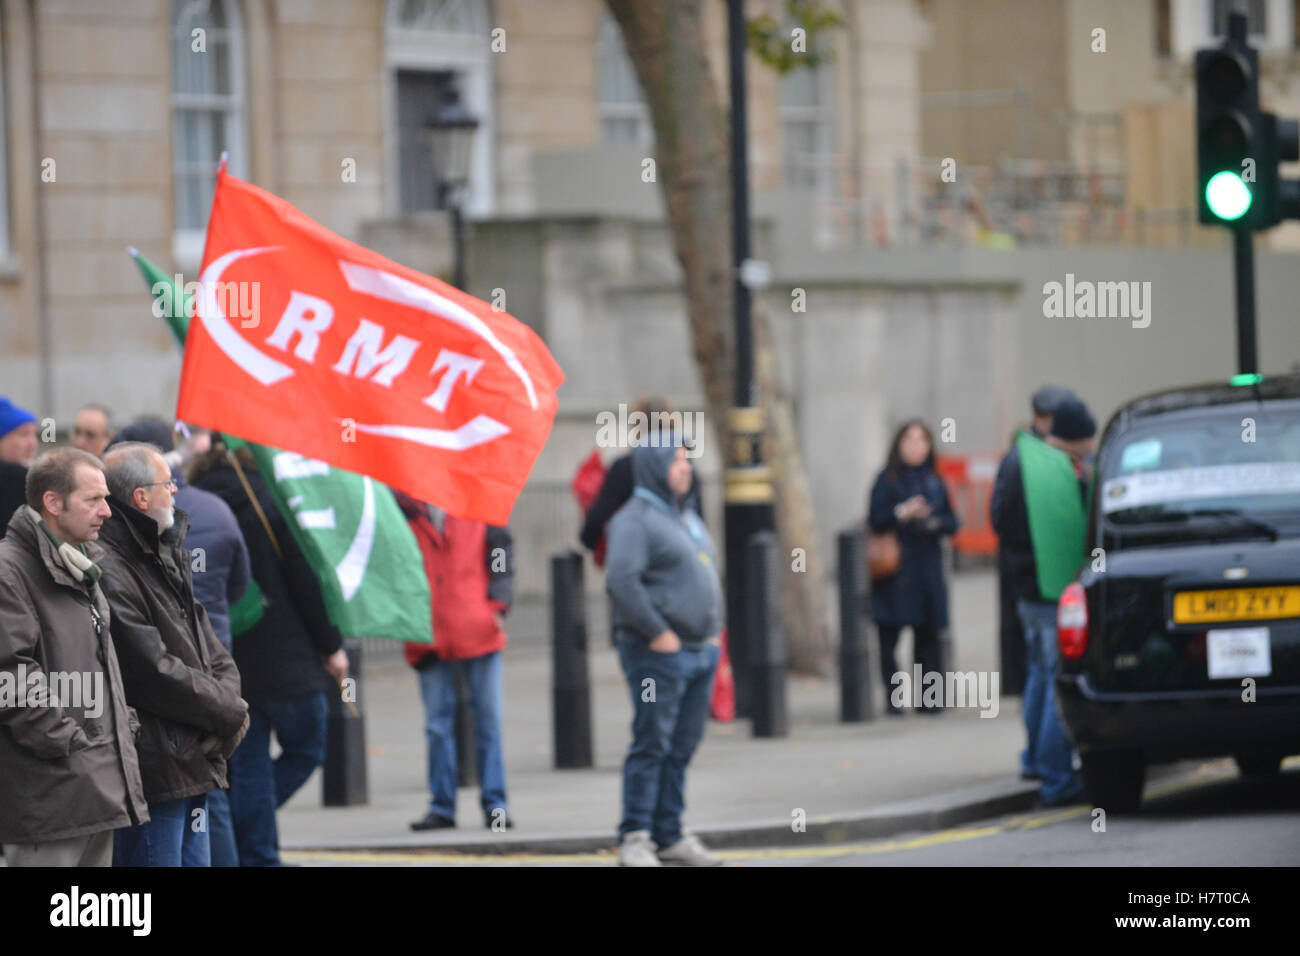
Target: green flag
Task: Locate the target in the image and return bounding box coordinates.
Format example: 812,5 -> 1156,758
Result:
130,247 -> 432,643
1016,430 -> 1087,602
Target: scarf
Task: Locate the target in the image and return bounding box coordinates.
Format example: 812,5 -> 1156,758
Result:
26,506 -> 102,588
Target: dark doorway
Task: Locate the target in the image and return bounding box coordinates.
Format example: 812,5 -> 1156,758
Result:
397,69 -> 458,213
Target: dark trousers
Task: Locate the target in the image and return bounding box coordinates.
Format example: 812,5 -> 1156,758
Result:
877,623 -> 942,712
228,690 -> 328,866
616,637 -> 719,848
997,551 -> 1028,695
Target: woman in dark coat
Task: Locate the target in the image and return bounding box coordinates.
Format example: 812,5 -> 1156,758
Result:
867,420 -> 958,714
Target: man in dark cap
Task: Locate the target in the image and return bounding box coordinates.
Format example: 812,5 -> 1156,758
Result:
1029,386 -> 1075,441
991,386 -> 1077,699
992,395 -> 1094,806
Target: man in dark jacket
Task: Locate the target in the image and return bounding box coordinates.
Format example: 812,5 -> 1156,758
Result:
579,397 -> 703,554
191,448 -> 347,866
107,418 -> 251,867
98,442 -> 249,867
108,420 -> 251,652
0,448 -> 149,866
606,441 -> 723,867
991,386 -> 1076,698
991,398 -> 1094,806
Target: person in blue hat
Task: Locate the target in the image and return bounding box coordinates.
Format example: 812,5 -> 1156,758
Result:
0,398 -> 39,539
0,397 -> 38,468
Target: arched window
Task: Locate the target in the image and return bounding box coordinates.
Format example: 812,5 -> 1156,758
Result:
390,0 -> 486,33
596,9 -> 651,147
386,0 -> 494,216
171,0 -> 246,245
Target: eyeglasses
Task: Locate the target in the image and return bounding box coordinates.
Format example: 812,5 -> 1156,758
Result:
138,479 -> 178,492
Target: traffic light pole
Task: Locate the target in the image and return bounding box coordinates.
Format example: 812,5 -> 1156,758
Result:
1233,227 -> 1258,375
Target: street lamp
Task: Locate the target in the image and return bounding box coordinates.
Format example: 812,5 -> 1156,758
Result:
426,86 -> 479,292
427,85 -> 481,787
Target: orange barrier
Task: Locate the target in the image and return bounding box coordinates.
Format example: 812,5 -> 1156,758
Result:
935,454 -> 1001,558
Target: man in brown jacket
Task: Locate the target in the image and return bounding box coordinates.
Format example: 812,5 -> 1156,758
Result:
98,442 -> 248,867
0,448 -> 150,866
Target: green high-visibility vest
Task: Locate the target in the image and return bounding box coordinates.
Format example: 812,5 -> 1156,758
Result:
1017,430 -> 1088,602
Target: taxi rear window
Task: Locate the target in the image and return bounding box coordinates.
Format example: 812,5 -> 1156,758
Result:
1101,404 -> 1300,521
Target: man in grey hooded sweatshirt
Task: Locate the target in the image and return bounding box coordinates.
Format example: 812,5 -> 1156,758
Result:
606,439 -> 723,867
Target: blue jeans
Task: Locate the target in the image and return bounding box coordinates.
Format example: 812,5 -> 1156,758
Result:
416,652 -> 508,820
616,637 -> 719,848
207,788 -> 239,868
229,690 -> 329,866
113,794 -> 210,867
1018,599 -> 1083,804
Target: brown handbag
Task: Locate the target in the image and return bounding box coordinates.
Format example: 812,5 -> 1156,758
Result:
866,529 -> 901,580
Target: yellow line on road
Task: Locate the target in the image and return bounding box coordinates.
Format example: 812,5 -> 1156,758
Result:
283,766 -> 1237,866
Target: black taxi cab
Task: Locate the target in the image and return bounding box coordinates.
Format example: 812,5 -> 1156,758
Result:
1055,373 -> 1300,811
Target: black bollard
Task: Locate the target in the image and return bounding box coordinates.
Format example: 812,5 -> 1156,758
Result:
454,661 -> 478,788
322,638 -> 368,806
838,527 -> 875,722
746,530 -> 788,738
552,550 -> 593,768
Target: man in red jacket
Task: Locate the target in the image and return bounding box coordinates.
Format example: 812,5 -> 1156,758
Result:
396,491 -> 514,831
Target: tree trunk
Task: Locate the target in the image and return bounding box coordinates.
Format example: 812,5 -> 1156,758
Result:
753,294 -> 833,673
606,0 -> 832,674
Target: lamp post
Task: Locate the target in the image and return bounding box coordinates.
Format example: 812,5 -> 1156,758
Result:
426,86 -> 480,785
725,0 -> 775,719
427,86 -> 480,291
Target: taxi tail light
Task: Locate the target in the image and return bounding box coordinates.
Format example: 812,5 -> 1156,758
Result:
1057,582 -> 1088,661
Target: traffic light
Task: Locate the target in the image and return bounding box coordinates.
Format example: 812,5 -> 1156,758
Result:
1196,10 -> 1300,229
1195,16 -> 1260,225
1253,112 -> 1300,228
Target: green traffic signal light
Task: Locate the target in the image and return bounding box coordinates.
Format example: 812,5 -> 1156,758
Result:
1206,170 -> 1253,220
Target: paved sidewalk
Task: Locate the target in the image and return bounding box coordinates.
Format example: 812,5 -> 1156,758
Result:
280,569 -> 1038,851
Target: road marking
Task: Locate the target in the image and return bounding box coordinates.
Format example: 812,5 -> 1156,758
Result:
282,764 -> 1243,866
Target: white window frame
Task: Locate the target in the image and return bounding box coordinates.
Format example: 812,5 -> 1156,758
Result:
170,0 -> 248,270
1209,0 -> 1269,40
384,0 -> 495,218
779,56 -> 837,199
1173,0 -> 1291,57
596,9 -> 652,148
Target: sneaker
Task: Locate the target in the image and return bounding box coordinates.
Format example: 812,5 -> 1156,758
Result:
657,833 -> 722,867
409,811 -> 456,832
484,810 -> 515,831
618,830 -> 662,867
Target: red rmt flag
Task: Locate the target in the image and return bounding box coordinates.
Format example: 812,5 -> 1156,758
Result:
177,164 -> 565,524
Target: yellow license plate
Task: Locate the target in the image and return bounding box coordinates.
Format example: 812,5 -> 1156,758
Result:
1172,586 -> 1300,624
